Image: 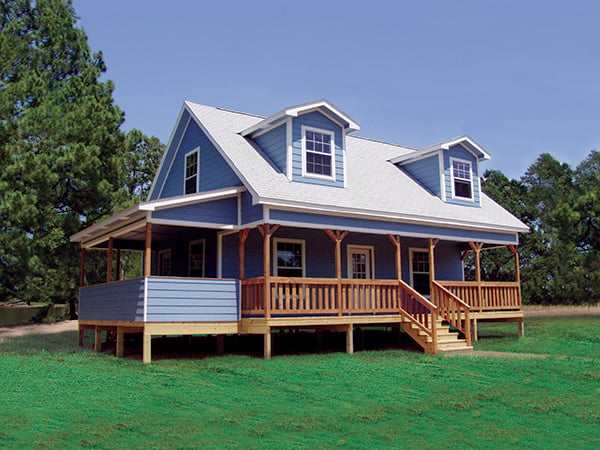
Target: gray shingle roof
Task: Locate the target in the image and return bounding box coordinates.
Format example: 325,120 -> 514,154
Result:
185,101 -> 528,234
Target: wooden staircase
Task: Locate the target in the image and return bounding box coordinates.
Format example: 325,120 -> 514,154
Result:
402,316 -> 473,354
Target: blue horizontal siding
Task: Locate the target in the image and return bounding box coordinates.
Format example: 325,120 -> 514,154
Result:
444,145 -> 481,207
241,191 -> 263,224
146,277 -> 239,322
402,155 -> 441,197
268,209 -> 518,245
150,110 -> 191,200
79,278 -> 145,321
291,111 -> 344,187
254,124 -> 287,173
151,197 -> 238,225
160,120 -> 241,199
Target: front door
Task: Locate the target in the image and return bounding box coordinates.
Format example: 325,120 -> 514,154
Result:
348,246 -> 373,279
410,248 -> 430,296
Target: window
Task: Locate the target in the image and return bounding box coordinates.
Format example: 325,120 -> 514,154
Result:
303,127 -> 334,179
189,239 -> 205,277
158,249 -> 172,276
410,248 -> 430,296
347,246 -> 374,279
451,158 -> 473,200
184,149 -> 199,194
274,238 -> 305,277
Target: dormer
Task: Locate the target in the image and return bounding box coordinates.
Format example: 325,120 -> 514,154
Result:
390,136 -> 490,207
241,100 -> 360,188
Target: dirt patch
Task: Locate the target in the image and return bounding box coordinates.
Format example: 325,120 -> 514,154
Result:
442,350 -> 564,359
523,304 -> 600,317
0,320 -> 78,342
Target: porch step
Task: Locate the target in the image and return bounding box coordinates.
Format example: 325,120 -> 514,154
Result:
402,318 -> 473,354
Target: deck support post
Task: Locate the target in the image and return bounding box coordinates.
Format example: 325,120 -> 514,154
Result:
472,319 -> 478,342
518,321 -> 525,338
325,229 -> 348,316
94,326 -> 102,352
79,247 -> 87,286
469,242 -> 484,312
258,224 -> 279,320
216,334 -> 225,355
107,237 -> 114,283
263,328 -> 272,359
78,327 -> 85,347
144,223 -> 152,277
116,327 -> 124,357
345,324 -> 354,354
143,332 -> 152,364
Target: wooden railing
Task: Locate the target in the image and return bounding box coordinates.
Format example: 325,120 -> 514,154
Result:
241,277 -> 439,351
431,281 -> 471,346
438,281 -> 521,312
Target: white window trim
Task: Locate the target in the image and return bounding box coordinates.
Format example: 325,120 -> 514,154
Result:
409,247 -> 429,289
273,238 -> 306,277
183,147 -> 200,195
449,156 -> 475,202
188,238 -> 206,277
346,245 -> 375,279
301,125 -> 336,182
158,249 -> 172,276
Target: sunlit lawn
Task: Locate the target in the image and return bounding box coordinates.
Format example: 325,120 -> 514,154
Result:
0,316 -> 598,448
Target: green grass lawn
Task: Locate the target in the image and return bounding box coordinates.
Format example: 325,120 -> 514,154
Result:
0,317 -> 598,448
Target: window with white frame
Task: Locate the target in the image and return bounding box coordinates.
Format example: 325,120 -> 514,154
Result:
274,238 -> 305,277
451,158 -> 473,200
184,149 -> 199,195
303,127 -> 334,178
158,249 -> 172,276
189,239 -> 205,277
347,245 -> 374,279
410,248 -> 430,296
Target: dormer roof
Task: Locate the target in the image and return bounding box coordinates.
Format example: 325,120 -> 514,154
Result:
390,135 -> 491,165
240,99 -> 360,137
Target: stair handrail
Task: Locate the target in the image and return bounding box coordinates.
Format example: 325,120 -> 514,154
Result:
431,280 -> 472,346
397,280 -> 439,352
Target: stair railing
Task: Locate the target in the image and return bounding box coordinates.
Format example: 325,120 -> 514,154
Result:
397,280 -> 439,353
431,281 -> 472,346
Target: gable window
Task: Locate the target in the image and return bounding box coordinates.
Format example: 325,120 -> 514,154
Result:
410,248 -> 430,296
451,158 -> 473,200
273,238 -> 305,277
302,127 -> 335,179
189,239 -> 205,277
184,149 -> 199,194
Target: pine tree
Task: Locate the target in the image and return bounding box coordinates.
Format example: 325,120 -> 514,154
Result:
0,0 -> 162,309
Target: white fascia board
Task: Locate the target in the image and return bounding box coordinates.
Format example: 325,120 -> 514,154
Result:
147,103 -> 188,201
258,197 -> 529,234
390,148 -> 440,165
147,218 -> 236,230
70,204 -> 143,243
139,186 -> 246,211
441,136 -> 491,161
81,218 -> 147,249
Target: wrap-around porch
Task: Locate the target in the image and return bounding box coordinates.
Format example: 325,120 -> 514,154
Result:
77,219 -> 523,362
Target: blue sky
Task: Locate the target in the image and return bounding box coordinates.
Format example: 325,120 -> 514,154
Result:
73,0 -> 600,179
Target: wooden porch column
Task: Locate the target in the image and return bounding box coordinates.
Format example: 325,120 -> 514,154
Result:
325,229 -> 348,316
116,249 -> 121,281
258,224 -> 279,319
469,242 -> 484,312
388,235 -> 402,314
79,247 -> 87,286
238,228 -> 251,280
508,245 -> 521,283
428,238 -> 439,296
144,223 -> 152,277
107,237 -> 114,283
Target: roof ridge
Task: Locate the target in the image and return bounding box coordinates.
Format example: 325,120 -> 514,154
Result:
185,100 -> 266,119
349,134 -> 418,151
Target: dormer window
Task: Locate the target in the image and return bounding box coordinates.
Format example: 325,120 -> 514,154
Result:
184,149 -> 199,194
451,158 -> 473,200
302,126 -> 335,179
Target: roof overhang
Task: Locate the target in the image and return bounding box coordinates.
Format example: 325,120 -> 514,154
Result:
390,135 -> 491,165
240,99 -> 360,137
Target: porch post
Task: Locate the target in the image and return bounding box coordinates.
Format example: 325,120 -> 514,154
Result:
469,242 -> 484,312
325,229 -> 348,316
107,237 -> 114,283
258,224 -> 279,319
238,228 -> 251,280
508,245 -> 521,283
387,235 -> 402,281
428,238 -> 439,297
116,249 -> 121,281
79,247 -> 87,286
144,223 -> 152,277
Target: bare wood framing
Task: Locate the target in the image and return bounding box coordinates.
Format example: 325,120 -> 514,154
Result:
144,223 -> 152,277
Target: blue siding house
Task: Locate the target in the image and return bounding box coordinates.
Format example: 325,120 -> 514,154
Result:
72,100 -> 528,363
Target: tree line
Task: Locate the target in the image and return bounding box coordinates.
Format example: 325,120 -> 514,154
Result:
1,1 -> 597,309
